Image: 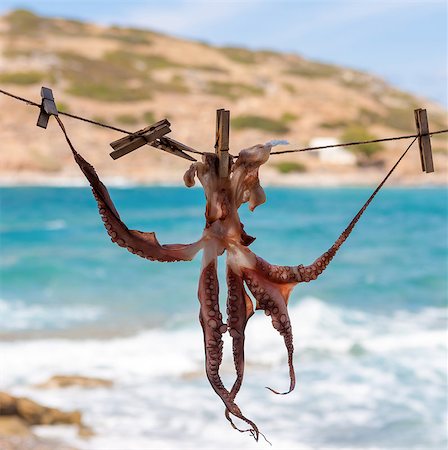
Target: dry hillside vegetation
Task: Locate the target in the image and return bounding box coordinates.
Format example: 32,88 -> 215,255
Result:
0,9 -> 446,185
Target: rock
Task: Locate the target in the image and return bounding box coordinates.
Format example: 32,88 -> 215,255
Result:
36,375 -> 113,389
0,392 -> 85,437
0,434 -> 78,450
0,391 -> 85,448
0,393 -> 17,415
14,397 -> 81,427
78,424 -> 95,438
0,417 -> 31,437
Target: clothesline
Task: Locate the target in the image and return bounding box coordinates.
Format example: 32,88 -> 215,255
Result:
1,87 -> 446,158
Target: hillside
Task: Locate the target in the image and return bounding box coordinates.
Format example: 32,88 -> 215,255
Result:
0,9 -> 446,185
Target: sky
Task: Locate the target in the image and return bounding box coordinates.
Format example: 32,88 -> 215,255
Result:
1,0 -> 447,107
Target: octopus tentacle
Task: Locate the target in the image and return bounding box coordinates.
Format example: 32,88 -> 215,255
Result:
242,268 -> 296,395
298,227 -> 354,281
198,259 -> 259,439
224,266 -> 254,428
70,148 -> 203,262
254,195 -> 372,285
255,255 -> 302,285
226,267 -> 254,397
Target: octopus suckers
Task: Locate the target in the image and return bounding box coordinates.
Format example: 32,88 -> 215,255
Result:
208,319 -> 218,328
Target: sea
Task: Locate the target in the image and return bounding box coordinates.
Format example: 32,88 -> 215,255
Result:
0,186 -> 446,449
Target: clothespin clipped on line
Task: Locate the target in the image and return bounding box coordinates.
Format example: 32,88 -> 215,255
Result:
414,108 -> 434,173
215,109 -> 230,178
109,119 -> 196,161
36,87 -> 58,129
151,137 -> 196,161
110,119 -> 171,159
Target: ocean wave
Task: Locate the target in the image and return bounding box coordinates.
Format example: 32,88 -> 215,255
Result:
1,297 -> 445,366
0,298 -> 103,331
1,298 -> 446,448
1,299 -> 445,398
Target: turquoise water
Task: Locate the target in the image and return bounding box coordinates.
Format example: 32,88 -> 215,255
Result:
0,186 -> 447,449
1,186 -> 446,333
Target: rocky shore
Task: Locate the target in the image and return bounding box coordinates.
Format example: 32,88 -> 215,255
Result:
0,376 -> 112,450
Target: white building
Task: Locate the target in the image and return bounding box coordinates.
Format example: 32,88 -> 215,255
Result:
310,137 -> 357,165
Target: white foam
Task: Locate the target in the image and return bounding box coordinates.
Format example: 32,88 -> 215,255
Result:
1,298 -> 446,448
0,298 -> 103,330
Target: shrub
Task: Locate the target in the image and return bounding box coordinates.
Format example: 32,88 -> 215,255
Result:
285,61 -> 340,79
142,111 -> 156,124
359,108 -> 383,126
320,119 -> 347,129
282,83 -> 297,94
115,114 -> 139,125
220,47 -> 257,64
104,51 -> 180,70
341,125 -> 383,159
258,49 -> 281,58
67,82 -> 151,102
6,9 -> 42,34
3,48 -> 33,58
0,71 -> 46,85
102,29 -> 153,45
5,9 -> 72,36
281,112 -> 298,123
193,64 -> 228,74
56,102 -> 69,113
206,81 -> 264,99
59,51 -> 142,84
231,115 -> 290,134
274,161 -> 307,174
92,115 -> 108,124
384,108 -> 415,132
158,74 -> 189,94
59,51 -> 153,101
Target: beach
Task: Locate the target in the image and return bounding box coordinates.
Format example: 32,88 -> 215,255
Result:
0,165 -> 447,189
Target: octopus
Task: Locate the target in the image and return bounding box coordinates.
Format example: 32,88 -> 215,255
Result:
67,140 -> 367,440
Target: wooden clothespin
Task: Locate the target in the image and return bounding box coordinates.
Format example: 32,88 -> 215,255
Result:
151,137 -> 197,161
215,109 -> 230,178
36,87 -> 58,129
110,119 -> 171,160
414,108 -> 434,173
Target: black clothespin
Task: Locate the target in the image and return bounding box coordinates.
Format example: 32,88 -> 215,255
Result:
110,119 -> 171,160
215,109 -> 230,177
414,108 -> 434,173
36,87 -> 58,129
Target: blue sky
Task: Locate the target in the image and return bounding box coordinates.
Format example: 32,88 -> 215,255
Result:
1,1 -> 447,106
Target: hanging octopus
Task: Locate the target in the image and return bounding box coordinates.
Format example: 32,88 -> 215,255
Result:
65,135 -> 381,440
